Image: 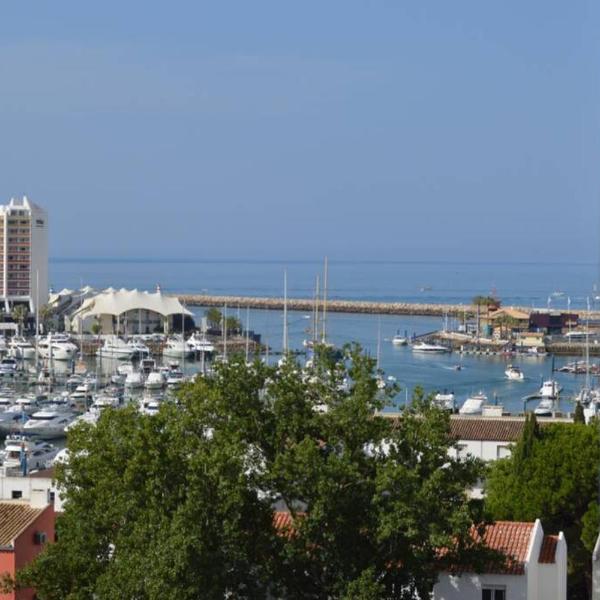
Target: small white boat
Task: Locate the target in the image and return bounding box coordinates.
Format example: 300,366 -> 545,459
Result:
505,365 -> 524,381
434,391 -> 455,411
412,342 -> 450,353
1,434 -> 59,471
139,398 -> 161,416
124,371 -> 144,389
38,334 -> 78,361
0,357 -> 18,374
459,392 -> 488,415
23,406 -> 77,439
188,333 -> 215,354
0,397 -> 40,433
392,333 -> 408,346
9,337 -> 35,360
534,398 -> 554,417
162,336 -> 195,358
127,339 -> 151,358
539,380 -> 562,399
144,371 -> 165,390
97,336 -> 135,360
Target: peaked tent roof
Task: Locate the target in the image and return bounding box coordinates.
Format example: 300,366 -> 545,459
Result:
70,288 -> 193,319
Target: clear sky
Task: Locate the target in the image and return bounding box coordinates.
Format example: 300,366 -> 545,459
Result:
0,1 -> 598,262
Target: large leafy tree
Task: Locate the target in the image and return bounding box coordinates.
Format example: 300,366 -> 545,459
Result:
485,421 -> 600,599
18,347 -> 491,599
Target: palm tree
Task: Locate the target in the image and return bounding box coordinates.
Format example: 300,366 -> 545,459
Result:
39,304 -> 53,334
11,304 -> 29,336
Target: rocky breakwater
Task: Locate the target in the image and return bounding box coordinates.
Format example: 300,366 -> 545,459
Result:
177,294 -> 479,317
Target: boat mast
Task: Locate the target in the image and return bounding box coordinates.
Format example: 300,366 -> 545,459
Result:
585,297 -> 591,393
376,317 -> 381,371
313,275 -> 320,344
223,303 -> 228,362
181,305 -> 185,374
321,257 -> 328,344
245,306 -> 250,363
283,270 -> 288,354
35,269 -> 39,371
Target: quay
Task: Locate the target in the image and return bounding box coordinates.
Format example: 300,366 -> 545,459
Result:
179,294 -> 481,317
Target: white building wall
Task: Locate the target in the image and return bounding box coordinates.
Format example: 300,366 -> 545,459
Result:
454,440 -> 514,461
29,200 -> 49,311
433,573 -> 527,600
0,472 -> 63,511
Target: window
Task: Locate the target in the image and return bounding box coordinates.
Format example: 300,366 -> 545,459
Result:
11,490 -> 22,499
482,586 -> 506,600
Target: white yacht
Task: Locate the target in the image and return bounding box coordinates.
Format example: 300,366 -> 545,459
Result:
0,357 -> 18,374
144,370 -> 165,390
505,365 -> 524,381
0,397 -> 40,433
38,334 -> 78,361
459,392 -> 488,415
162,336 -> 194,358
9,337 -> 35,360
434,391 -> 455,411
392,332 -> 408,346
66,395 -> 120,431
96,337 -> 135,360
139,398 -> 161,416
534,398 -> 554,417
412,342 -> 450,353
1,435 -> 59,471
124,370 -> 144,389
127,339 -> 151,358
188,333 -> 215,354
166,364 -> 185,386
23,406 -> 77,439
0,396 -> 14,412
539,380 -> 562,399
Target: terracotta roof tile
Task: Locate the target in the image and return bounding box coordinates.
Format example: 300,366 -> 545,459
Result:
0,502 -> 44,547
538,534 -> 558,564
473,521 -> 535,575
450,418 -> 526,442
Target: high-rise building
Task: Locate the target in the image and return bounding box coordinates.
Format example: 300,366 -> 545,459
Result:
0,197 -> 48,312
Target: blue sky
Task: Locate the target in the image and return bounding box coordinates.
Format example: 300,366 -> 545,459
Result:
0,1 -> 598,262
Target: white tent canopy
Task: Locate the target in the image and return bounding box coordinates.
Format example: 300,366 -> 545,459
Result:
70,288 -> 192,320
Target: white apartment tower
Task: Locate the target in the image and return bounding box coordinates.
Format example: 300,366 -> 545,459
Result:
0,197 -> 48,312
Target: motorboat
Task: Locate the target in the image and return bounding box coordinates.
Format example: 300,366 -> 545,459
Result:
22,406 -> 77,439
0,396 -> 14,412
188,333 -> 216,354
37,334 -> 78,361
391,332 -> 408,346
534,398 -> 554,417
1,434 -> 59,471
66,395 -> 120,431
124,370 -> 144,389
459,392 -> 488,415
139,398 -> 161,416
166,364 -> 185,386
140,358 -> 156,375
8,337 -> 35,360
96,336 -> 135,360
144,370 -> 165,390
412,342 -> 450,353
162,336 -> 194,358
434,391 -> 455,411
539,380 -> 562,399
0,357 -> 18,374
505,365 -> 524,381
127,339 -> 150,358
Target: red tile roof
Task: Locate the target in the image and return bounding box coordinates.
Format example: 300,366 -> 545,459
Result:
538,534 -> 558,564
472,521 -> 535,575
0,502 -> 45,547
450,418 -> 526,441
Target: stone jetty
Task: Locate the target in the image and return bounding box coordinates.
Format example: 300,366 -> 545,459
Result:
178,294 -> 490,317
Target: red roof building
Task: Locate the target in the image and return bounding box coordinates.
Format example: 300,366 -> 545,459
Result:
0,501 -> 55,600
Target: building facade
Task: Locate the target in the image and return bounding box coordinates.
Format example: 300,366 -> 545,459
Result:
0,197 -> 48,313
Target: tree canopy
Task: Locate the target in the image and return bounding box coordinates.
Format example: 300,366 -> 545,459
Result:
18,348 -> 493,599
485,420 -> 600,599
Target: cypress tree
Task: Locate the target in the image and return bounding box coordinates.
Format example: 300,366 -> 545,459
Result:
573,401 -> 585,424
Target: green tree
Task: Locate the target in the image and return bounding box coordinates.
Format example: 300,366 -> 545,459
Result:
18,349 -> 495,599
204,307 -> 222,330
472,295 -> 500,309
485,422 -> 600,598
225,315 -> 241,335
573,402 -> 585,424
11,304 -> 28,336
38,304 -> 54,333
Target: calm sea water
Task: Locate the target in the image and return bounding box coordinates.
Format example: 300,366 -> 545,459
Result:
50,259 -> 597,414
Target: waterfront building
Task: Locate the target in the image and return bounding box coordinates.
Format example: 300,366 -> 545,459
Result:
434,520 -> 567,600
66,287 -> 194,335
0,467 -> 63,512
0,500 -> 55,600
0,197 -> 48,314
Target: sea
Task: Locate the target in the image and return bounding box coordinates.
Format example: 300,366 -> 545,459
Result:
50,258 -> 600,415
